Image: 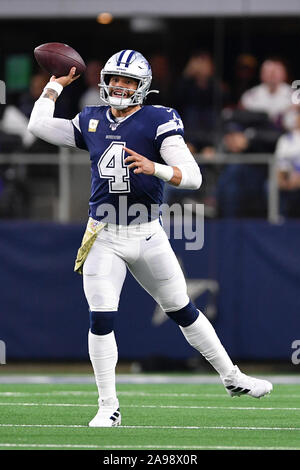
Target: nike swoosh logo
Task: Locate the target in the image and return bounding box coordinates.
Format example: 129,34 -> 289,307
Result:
146,235 -> 153,241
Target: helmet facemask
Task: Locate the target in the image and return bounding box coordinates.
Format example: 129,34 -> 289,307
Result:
99,73 -> 148,110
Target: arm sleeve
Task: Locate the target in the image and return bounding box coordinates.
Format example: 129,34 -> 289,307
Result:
27,89 -> 84,149
160,135 -> 202,190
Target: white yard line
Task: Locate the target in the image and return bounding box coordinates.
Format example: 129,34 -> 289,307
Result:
0,391 -> 300,399
0,391 -> 206,398
0,402 -> 95,407
128,404 -> 300,411
0,374 -> 300,384
0,392 -> 98,397
0,402 -> 299,411
0,423 -> 300,431
0,392 -> 198,398
0,443 -> 298,450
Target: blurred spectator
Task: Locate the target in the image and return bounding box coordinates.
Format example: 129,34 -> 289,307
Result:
0,106 -> 23,152
216,122 -> 268,218
19,70 -> 75,119
0,167 -> 29,218
240,58 -> 292,129
0,106 -> 31,217
1,72 -> 63,152
222,108 -> 283,153
275,108 -> 300,217
0,105 -> 29,218
0,102 -> 35,150
79,60 -> 104,109
194,146 -> 221,218
175,51 -> 229,147
0,72 -> 59,220
230,54 -> 258,105
7,73 -> 58,153
148,53 -> 172,106
19,72 -> 49,118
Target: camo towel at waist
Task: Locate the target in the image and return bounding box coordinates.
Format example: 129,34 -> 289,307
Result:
74,217 -> 106,274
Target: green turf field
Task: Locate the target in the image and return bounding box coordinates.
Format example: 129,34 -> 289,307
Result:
0,382 -> 299,450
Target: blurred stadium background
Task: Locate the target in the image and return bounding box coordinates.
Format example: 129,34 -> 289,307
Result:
1,0 -> 300,376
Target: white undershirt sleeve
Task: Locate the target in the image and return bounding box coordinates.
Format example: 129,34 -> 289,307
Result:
159,135 -> 202,189
27,84 -> 77,148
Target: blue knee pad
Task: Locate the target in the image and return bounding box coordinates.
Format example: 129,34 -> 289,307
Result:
89,310 -> 118,335
166,301 -> 199,327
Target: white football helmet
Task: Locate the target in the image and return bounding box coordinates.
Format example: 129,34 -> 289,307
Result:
99,50 -> 158,110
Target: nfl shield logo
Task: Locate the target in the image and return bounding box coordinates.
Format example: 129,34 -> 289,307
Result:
110,122 -> 119,131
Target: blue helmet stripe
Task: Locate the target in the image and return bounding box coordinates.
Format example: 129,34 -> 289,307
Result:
117,50 -> 127,66
125,50 -> 135,67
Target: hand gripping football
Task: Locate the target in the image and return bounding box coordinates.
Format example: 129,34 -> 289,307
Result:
34,42 -> 86,77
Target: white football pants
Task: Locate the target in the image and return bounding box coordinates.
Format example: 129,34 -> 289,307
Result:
83,218 -> 189,313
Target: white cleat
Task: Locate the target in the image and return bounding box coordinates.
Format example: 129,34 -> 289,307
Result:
221,365 -> 273,399
89,397 -> 121,427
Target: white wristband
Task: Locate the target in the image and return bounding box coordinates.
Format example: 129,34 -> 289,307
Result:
44,81 -> 63,97
154,163 -> 174,182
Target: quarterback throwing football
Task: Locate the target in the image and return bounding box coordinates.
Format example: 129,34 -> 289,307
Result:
28,50 -> 272,427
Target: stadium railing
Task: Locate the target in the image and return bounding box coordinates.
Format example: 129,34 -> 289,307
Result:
0,148 -> 279,223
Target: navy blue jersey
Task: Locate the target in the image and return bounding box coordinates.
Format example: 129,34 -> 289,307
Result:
72,105 -> 184,224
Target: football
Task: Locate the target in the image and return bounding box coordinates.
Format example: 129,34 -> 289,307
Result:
34,42 -> 86,77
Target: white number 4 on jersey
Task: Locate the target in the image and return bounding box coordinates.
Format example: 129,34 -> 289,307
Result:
98,141 -> 130,193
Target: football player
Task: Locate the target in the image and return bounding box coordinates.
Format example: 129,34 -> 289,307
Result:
28,50 -> 272,427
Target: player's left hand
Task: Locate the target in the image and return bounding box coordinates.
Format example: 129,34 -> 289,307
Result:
124,147 -> 155,175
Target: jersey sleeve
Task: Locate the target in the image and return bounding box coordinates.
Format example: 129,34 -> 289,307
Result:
153,107 -> 184,149
72,112 -> 88,151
